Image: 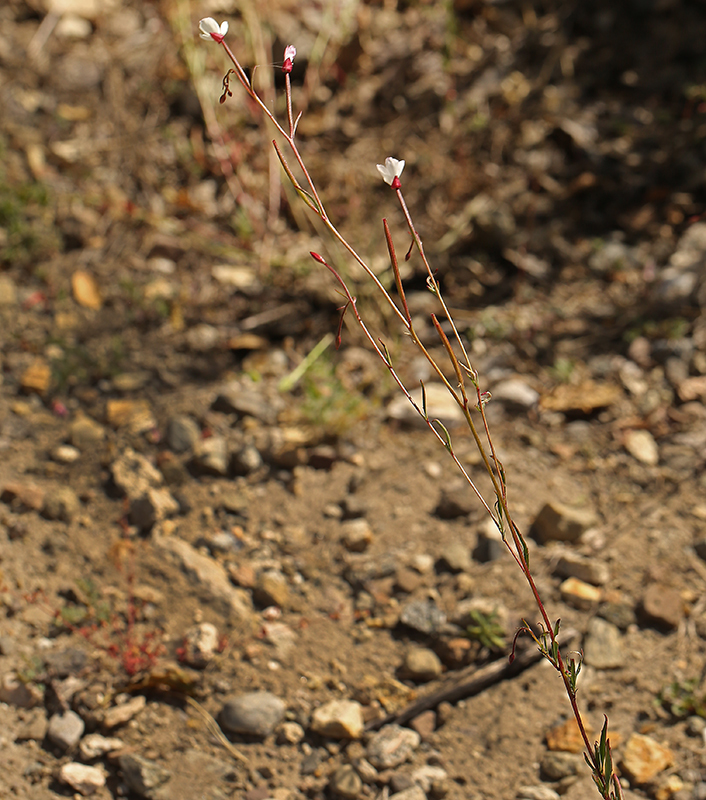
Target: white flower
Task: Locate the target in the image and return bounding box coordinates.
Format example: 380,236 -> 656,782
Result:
199,17 -> 229,42
284,45 -> 297,62
376,156 -> 405,186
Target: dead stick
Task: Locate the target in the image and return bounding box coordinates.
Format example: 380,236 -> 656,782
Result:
366,627 -> 578,731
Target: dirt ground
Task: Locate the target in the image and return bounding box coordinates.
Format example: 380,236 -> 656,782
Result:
2,1 -> 706,799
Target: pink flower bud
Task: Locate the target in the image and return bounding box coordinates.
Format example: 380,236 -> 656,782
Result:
282,44 -> 296,74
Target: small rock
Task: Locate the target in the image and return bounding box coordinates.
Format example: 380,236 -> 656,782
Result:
59,762 -> 105,796
187,323 -> 220,351
106,399 -> 156,434
119,753 -> 171,799
530,501 -> 597,544
389,785 -> 426,800
1,482 -> 45,511
387,382 -> 465,428
166,415 -> 201,453
262,621 -> 297,658
409,710 -> 436,739
597,601 -> 636,631
620,732 -> 673,784
42,485 -> 81,522
545,718 -> 592,754
128,487 -> 179,531
69,413 -> 105,449
517,786 -> 560,800
15,708 -> 47,741
366,724 -> 420,769
20,359 -> 51,394
560,577 -> 602,610
640,583 -> 684,630
540,751 -> 582,781
0,274 -> 17,305
310,699 -> 364,739
625,429 -> 659,466
47,710 -> 85,751
0,672 -> 42,707
400,647 -> 443,682
411,765 -> 448,792
212,381 -> 279,424
553,551 -> 609,586
220,691 -> 286,737
79,733 -> 124,760
52,444 -> 81,464
395,567 -> 422,594
329,764 -> 363,799
102,695 -> 146,729
192,436 -> 229,476
434,485 -> 475,519
182,622 -> 219,668
473,517 -> 504,563
341,518 -> 374,553
583,617 -> 624,668
438,542 -> 471,573
411,553 -> 435,574
254,570 -> 290,608
112,448 -> 163,498
399,599 -> 446,635
276,721 -> 305,744
492,378 -> 539,410
71,269 -> 102,310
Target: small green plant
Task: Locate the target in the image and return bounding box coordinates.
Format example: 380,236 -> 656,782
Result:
658,678 -> 706,718
465,608 -> 506,652
550,357 -> 576,384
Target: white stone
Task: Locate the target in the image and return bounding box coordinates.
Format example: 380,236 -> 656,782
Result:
59,763 -> 105,796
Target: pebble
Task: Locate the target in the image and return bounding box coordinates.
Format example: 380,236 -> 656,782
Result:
106,399 -> 156,433
42,485 -> 81,522
166,415 -> 201,453
310,699 -> 364,739
492,378 -> 539,410
52,444 -> 81,464
254,570 -> 290,609
341,518 -> 374,553
597,601 -> 636,631
79,733 -> 125,760
213,381 -> 279,424
20,359 -> 51,394
0,672 -> 43,707
434,485 -> 475,519
329,764 -> 363,799
187,323 -> 220,351
553,551 -> 609,585
47,710 -> 85,750
0,274 -> 17,305
559,577 -> 602,610
59,762 -> 105,796
640,583 -> 684,630
276,721 -> 305,744
583,617 -> 624,668
399,599 -> 447,635
220,691 -> 286,737
15,708 -> 47,741
192,436 -> 229,476
400,647 -> 443,681
1,482 -> 45,511
620,732 -> 674,784
71,269 -> 102,310
387,382 -> 465,428
625,429 -> 659,465
409,710 -> 436,739
411,765 -> 448,792
112,448 -> 163,498
530,501 -> 597,544
473,517 -> 504,562
545,718 -> 591,754
366,724 -> 420,769
231,444 -> 263,475
389,786 -> 426,800
103,695 -> 146,729
540,751 -> 582,781
438,542 -> 471,573
69,413 -> 105,449
154,533 -> 253,623
119,753 -> 172,798
517,786 -> 560,800
181,621 -> 219,667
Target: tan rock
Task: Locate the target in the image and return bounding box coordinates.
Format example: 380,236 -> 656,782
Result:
620,732 -> 673,784
545,718 -> 593,754
310,699 -> 364,739
560,577 -> 602,610
71,269 -> 102,310
20,359 -> 51,394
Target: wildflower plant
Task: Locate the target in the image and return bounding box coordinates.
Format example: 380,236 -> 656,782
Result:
197,19 -> 623,800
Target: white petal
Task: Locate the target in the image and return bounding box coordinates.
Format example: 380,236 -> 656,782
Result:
219,20 -> 229,36
376,156 -> 405,185
284,44 -> 297,62
199,17 -> 219,39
